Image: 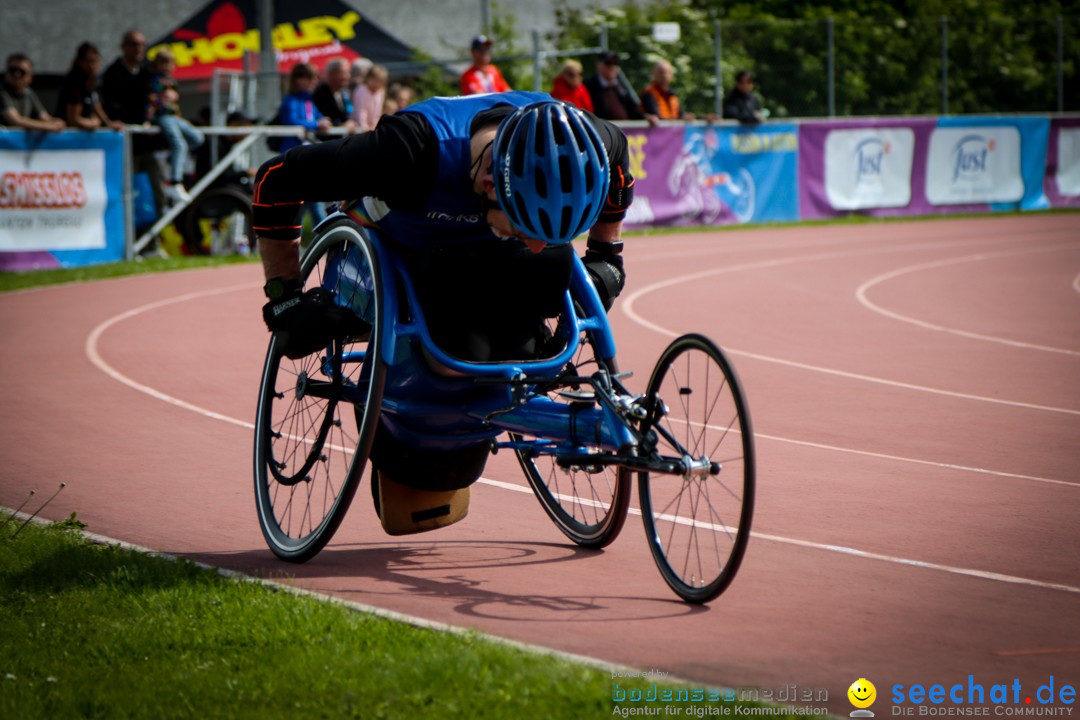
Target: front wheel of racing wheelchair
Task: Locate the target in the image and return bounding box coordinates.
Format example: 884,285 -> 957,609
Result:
636,333 -> 756,604
254,219 -> 386,562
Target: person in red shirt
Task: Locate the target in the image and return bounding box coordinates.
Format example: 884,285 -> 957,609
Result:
460,35 -> 511,95
549,59 -> 593,113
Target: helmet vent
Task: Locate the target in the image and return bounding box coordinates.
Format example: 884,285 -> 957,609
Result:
514,193 -> 529,227
560,207 -> 573,239
558,156 -> 573,193
512,138 -> 527,176
534,167 -> 548,199
538,208 -> 553,238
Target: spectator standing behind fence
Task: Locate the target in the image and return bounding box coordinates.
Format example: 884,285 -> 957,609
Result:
0,53 -> 65,131
275,63 -> 332,152
384,82 -> 413,115
640,59 -> 694,126
313,57 -> 356,133
549,59 -> 593,112
102,30 -> 152,129
460,35 -> 510,96
147,49 -> 204,203
349,58 -> 373,95
585,52 -> 642,121
723,70 -> 767,125
350,64 -> 388,132
56,43 -> 123,131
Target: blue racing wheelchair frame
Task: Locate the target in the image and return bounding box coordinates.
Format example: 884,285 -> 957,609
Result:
254,212 -> 755,603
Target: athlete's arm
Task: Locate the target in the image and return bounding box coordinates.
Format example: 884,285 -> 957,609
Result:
253,111 -> 438,279
581,114 -> 634,308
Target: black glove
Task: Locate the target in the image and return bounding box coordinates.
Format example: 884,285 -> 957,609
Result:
582,238 -> 625,311
262,281 -> 370,360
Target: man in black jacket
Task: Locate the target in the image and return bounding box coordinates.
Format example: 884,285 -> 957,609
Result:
723,70 -> 767,125
101,30 -> 153,133
584,52 -> 643,121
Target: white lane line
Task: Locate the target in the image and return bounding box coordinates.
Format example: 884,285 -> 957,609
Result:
622,242 -> 1080,416
477,479 -> 1080,596
664,417 -> 1075,489
85,282 -> 1079,599
751,430 -> 1078,488
854,244 -> 1080,357
84,282 -> 261,430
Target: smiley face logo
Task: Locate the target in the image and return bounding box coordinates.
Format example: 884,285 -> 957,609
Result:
848,678 -> 877,709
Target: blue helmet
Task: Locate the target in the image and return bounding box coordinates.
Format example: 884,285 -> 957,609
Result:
491,101 -> 610,246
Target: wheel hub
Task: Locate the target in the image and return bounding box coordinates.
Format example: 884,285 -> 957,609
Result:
295,371 -> 308,400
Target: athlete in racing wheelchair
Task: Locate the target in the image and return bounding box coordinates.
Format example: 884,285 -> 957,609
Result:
252,91 -> 634,535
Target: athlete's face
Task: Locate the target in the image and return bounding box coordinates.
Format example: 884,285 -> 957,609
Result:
474,137 -> 548,253
484,201 -> 547,253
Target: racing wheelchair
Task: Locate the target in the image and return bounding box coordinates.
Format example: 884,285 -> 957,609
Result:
253,211 -> 755,603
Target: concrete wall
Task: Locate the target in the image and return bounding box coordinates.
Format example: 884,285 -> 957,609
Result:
1,0 -> 621,75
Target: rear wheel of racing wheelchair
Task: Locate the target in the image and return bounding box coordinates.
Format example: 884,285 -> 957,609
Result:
511,311 -> 632,549
254,219 -> 386,562
638,333 -> 755,603
182,186 -> 254,255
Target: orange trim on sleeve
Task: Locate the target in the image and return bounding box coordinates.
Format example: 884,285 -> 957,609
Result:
252,200 -> 303,208
253,162 -> 284,204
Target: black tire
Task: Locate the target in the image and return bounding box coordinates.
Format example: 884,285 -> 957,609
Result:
254,220 -> 386,562
182,186 -> 254,255
638,334 -> 755,603
512,311 -> 631,548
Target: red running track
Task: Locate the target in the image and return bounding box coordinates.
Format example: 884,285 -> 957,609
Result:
2,214 -> 1078,715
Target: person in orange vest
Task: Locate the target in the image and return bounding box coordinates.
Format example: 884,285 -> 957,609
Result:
640,60 -> 695,126
460,35 -> 511,96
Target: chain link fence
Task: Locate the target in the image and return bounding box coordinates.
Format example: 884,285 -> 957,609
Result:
713,15 -> 1077,118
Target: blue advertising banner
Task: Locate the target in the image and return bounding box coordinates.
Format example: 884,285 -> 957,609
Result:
0,130 -> 126,270
623,123 -> 798,228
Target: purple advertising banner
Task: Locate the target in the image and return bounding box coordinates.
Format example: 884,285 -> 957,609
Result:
800,117 -> 936,220
1045,117 -> 1080,208
621,126 -> 686,228
800,116 -> 1053,219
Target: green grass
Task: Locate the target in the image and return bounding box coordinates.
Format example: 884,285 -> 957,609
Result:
0,513 -> 811,720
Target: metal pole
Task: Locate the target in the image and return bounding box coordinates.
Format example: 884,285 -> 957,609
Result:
940,16 -> 949,115
532,29 -> 542,92
1057,15 -> 1064,112
257,0 -> 277,123
827,17 -> 835,117
480,0 -> 490,35
714,20 -> 723,118
122,129 -> 135,261
600,25 -> 608,52
210,69 -> 221,167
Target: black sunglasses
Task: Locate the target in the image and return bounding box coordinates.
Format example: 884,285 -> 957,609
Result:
6,66 -> 28,76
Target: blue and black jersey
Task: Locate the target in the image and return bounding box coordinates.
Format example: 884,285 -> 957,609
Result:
253,90 -> 633,246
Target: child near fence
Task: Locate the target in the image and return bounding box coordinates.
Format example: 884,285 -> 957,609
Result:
147,49 -> 203,203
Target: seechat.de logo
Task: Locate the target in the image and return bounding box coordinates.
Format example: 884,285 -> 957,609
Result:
891,675 -> 1076,716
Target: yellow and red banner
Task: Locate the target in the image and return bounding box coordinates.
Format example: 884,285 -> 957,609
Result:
149,0 -> 415,79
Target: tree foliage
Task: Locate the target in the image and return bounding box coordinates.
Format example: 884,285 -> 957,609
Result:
548,0 -> 1079,117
